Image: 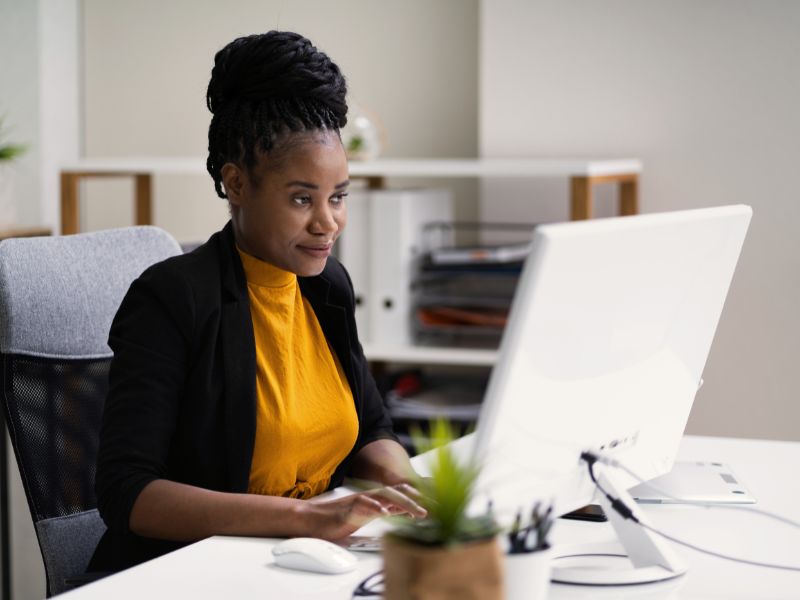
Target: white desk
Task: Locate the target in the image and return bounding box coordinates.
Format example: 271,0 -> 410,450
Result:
61,435 -> 800,599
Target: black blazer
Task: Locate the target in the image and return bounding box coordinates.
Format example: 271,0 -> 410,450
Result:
90,222 -> 395,572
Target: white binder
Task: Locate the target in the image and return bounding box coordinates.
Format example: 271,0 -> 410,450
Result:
337,187 -> 453,346
368,188 -> 453,346
336,189 -> 371,341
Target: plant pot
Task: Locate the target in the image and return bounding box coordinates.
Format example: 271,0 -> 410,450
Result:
504,547 -> 552,600
382,534 -> 504,600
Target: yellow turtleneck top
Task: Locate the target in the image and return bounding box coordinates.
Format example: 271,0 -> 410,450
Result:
237,248 -> 358,499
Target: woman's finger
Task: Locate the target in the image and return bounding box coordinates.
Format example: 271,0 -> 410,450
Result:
367,486 -> 427,518
393,482 -> 424,501
343,494 -> 389,527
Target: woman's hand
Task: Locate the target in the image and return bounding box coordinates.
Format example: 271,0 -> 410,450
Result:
349,439 -> 417,487
305,483 -> 427,540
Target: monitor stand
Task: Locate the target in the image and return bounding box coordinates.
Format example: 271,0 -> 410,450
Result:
551,469 -> 688,585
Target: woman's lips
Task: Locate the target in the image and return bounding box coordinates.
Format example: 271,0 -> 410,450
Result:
297,244 -> 332,258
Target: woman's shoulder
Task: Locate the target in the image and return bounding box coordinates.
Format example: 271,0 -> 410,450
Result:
133,228 -> 230,300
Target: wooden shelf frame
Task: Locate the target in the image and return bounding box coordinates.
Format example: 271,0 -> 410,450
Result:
59,157 -> 642,235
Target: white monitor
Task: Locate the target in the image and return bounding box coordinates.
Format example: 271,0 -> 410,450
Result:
468,205 -> 752,583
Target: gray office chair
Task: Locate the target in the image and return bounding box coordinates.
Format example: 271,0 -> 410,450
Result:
0,226 -> 182,596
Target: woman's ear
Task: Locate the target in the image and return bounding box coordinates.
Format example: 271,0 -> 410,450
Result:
221,163 -> 246,206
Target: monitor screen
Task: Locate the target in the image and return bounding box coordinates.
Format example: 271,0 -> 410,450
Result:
469,205 -> 752,521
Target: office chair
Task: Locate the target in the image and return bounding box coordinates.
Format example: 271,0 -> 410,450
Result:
0,226 -> 181,596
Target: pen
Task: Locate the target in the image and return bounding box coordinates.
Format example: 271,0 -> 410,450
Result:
509,509 -> 523,553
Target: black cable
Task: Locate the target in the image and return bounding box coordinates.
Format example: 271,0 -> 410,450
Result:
579,452 -> 800,572
352,570 -> 383,598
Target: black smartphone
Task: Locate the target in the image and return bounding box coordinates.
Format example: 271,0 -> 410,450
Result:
560,503 -> 607,522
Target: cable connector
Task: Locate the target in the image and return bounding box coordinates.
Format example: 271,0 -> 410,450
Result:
580,450 -> 639,523
579,450 -> 599,466
608,496 -> 638,522
580,450 -> 622,469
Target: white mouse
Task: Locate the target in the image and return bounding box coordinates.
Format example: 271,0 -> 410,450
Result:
271,537 -> 358,574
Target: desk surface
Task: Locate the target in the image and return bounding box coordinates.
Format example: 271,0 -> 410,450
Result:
62,435 -> 800,600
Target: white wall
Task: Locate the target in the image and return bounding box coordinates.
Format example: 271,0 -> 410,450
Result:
0,1 -> 43,229
0,0 -> 79,232
81,0 -> 479,242
38,0 -> 82,232
480,0 -> 800,441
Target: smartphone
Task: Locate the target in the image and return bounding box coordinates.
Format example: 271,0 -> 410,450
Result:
560,503 -> 607,522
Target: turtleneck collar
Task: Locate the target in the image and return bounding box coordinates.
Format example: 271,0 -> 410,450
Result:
236,246 -> 296,288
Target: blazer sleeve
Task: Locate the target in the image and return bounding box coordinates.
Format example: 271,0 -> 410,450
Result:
355,356 -> 398,449
95,261 -> 194,534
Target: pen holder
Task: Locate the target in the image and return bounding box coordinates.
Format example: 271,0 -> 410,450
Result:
504,546 -> 552,600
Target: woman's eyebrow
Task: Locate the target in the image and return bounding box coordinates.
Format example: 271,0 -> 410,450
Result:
285,179 -> 350,190
285,180 -> 318,189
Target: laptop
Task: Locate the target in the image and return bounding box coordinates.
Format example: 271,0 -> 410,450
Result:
631,461 -> 756,504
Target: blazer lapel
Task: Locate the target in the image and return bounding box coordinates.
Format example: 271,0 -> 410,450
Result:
219,225 -> 257,491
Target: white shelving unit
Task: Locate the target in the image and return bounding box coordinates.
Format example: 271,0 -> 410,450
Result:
344,158 -> 643,366
61,156 -> 642,178
363,343 -> 498,366
59,156 -> 642,367
60,157 -> 642,232
347,158 -> 641,179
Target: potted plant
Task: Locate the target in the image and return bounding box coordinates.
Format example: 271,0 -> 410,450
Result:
382,419 -> 503,600
0,115 -> 27,227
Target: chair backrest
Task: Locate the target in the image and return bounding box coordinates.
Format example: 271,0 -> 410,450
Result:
0,226 -> 182,596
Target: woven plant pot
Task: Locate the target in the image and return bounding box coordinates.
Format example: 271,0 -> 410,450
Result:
382,534 -> 504,600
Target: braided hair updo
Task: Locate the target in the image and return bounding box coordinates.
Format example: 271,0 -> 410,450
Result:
206,31 -> 348,199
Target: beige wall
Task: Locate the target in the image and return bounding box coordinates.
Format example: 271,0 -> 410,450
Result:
480,0 -> 800,441
82,0 -> 479,242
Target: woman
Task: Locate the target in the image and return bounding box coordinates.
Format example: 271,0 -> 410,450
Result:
90,31 -> 424,573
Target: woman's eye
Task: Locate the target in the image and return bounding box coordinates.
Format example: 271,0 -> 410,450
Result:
293,196 -> 312,206
331,192 -> 349,205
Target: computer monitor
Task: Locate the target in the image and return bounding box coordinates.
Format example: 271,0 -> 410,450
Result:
467,205 -> 752,584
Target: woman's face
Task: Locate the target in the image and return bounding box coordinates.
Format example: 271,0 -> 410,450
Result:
225,130 -> 349,277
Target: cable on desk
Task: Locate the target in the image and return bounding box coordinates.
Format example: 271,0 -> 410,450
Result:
580,451 -> 800,573
353,570 -> 383,598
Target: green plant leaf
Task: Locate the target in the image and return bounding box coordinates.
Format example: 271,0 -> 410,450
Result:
391,418 -> 499,547
346,135 -> 364,153
0,144 -> 26,161
0,115 -> 27,162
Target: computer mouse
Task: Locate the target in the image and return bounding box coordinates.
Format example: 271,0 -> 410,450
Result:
271,537 -> 359,574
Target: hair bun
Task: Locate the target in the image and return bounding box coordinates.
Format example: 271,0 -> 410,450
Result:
206,31 -> 347,127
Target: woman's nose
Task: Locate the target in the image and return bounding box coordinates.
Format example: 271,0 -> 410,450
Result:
310,204 -> 338,234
